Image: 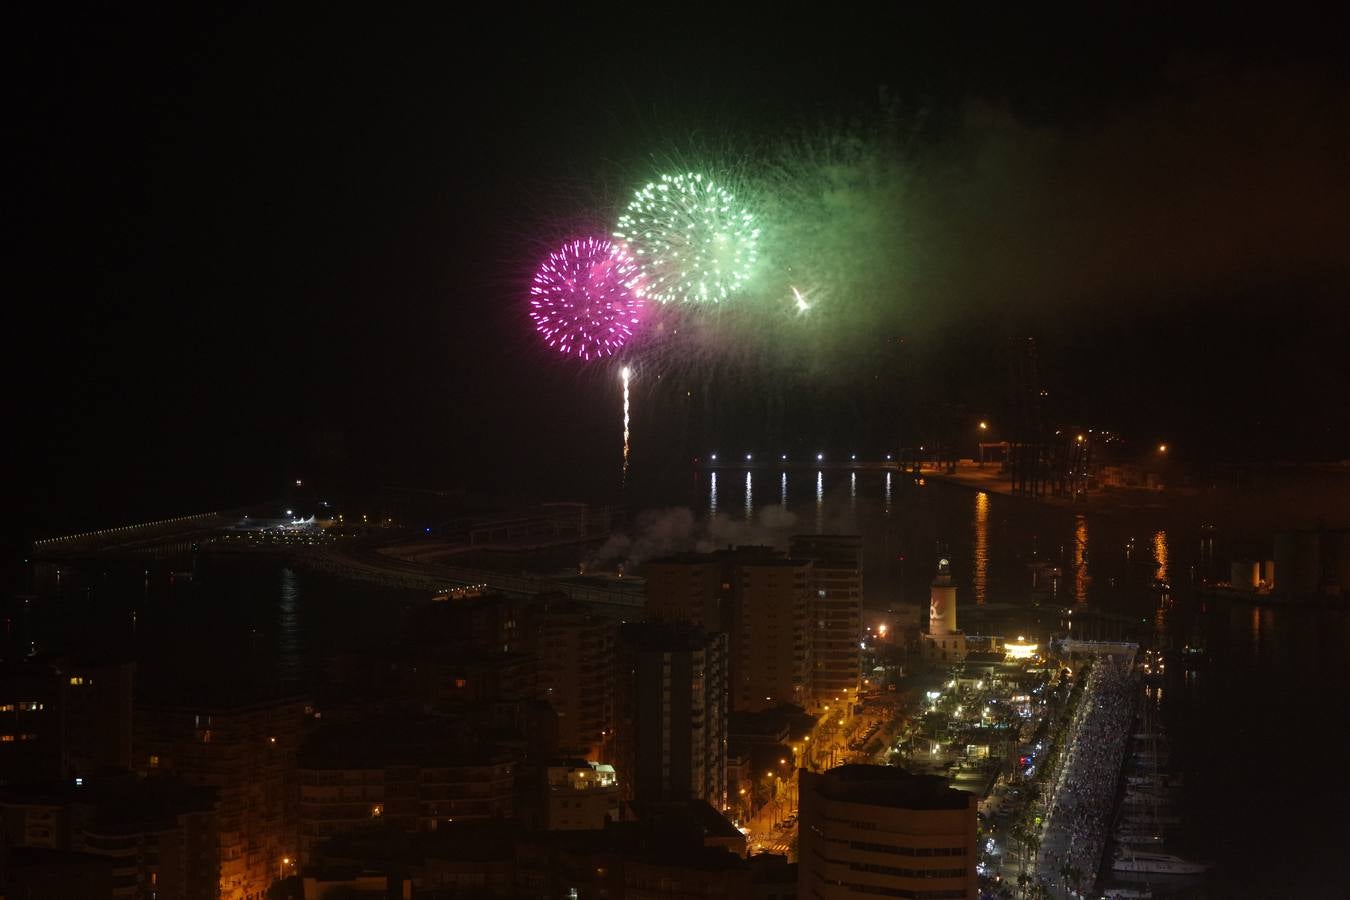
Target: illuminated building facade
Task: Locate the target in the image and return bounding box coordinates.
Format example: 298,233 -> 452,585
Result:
646,549 -> 811,713
790,535 -> 863,708
799,765 -> 978,900
615,624 -> 727,809
538,605 -> 616,761
135,696 -> 308,900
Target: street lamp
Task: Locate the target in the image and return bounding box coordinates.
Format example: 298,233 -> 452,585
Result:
978,421 -> 988,431
1158,444 -> 1168,453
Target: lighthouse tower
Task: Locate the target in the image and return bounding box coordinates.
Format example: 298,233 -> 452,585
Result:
921,557 -> 966,663
929,557 -> 958,636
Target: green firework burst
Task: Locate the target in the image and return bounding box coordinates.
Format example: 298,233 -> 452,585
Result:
614,172 -> 759,303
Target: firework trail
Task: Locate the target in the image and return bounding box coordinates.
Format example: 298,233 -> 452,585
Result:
621,365 -> 632,483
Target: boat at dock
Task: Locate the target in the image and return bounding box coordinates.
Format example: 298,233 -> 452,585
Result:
1114,828 -> 1166,846
1122,812 -> 1182,827
1112,848 -> 1207,875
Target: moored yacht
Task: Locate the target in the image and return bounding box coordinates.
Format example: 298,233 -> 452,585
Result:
1112,847 -> 1207,875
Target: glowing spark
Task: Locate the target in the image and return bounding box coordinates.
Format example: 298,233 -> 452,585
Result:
530,238 -> 642,359
792,286 -> 810,312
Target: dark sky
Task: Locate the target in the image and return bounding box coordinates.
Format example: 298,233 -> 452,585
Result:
10,8 -> 1350,542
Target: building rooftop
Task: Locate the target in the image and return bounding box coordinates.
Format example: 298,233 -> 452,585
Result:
314,819 -> 518,867
627,798 -> 743,843
0,775 -> 216,833
965,651 -> 1006,665
808,765 -> 973,811
618,622 -> 719,653
729,704 -> 816,742
298,718 -> 514,769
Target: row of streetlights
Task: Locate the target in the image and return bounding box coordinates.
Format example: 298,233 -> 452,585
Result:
710,452 -> 865,462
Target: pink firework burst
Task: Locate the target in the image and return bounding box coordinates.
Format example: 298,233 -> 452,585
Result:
530,237 -> 643,360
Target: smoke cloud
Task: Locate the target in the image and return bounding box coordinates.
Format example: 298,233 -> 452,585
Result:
586,481 -> 867,571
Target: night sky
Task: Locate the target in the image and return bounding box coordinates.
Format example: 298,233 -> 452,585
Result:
10,8 -> 1350,543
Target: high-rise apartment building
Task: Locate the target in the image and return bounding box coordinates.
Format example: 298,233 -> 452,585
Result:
295,720 -> 516,865
644,548 -> 811,713
0,775 -> 219,900
0,656 -> 134,784
135,695 -> 308,900
537,604 -> 616,760
798,765 -> 977,900
644,555 -> 727,630
615,624 -> 726,809
790,535 -> 863,708
731,558 -> 811,711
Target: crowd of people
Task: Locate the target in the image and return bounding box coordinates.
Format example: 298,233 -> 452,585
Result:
1038,657 -> 1137,894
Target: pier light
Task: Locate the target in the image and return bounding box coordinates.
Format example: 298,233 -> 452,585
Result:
711,453 -> 718,461
851,453 -> 857,460
1158,444 -> 1168,453
746,453 -> 752,461
817,453 -> 824,461
781,454 -> 787,461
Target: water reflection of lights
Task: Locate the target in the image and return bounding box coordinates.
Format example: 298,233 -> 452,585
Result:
1074,515 -> 1090,603
973,491 -> 989,605
745,472 -> 753,521
709,472 -> 718,518
1153,530 -> 1169,583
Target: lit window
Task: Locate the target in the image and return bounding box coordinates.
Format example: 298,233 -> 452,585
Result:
454,678 -> 467,689
69,677 -> 84,686
149,755 -> 160,768
0,735 -> 13,742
